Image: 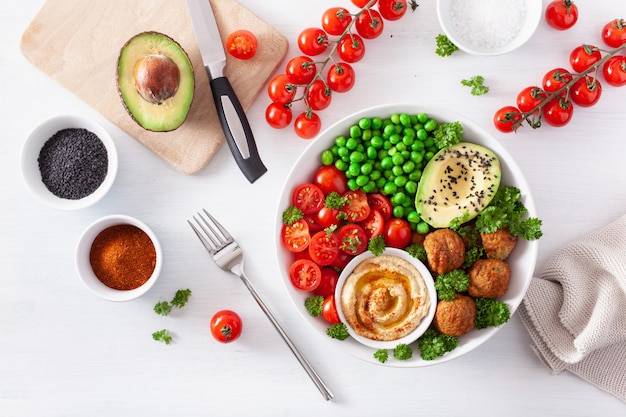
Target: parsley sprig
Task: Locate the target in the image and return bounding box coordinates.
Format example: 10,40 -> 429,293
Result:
461,75 -> 489,96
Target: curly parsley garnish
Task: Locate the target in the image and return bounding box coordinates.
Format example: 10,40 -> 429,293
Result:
393,343 -> 413,360
417,329 -> 459,360
304,295 -> 324,317
282,205 -> 303,225
461,75 -> 490,96
475,298 -> 511,329
435,34 -> 459,57
432,121 -> 463,150
326,323 -> 350,340
374,349 -> 389,363
367,235 -> 386,256
152,329 -> 173,345
434,270 -> 469,301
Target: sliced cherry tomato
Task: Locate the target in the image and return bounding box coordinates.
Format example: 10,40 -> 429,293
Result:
322,295 -> 341,324
303,213 -> 324,233
281,219 -> 310,252
352,0 -> 377,7
602,55 -> 626,87
289,259 -> 322,291
516,86 -> 547,115
292,183 -> 325,214
306,79 -> 332,111
313,165 -> 348,195
294,112 -> 322,139
210,310 -> 242,343
338,224 -> 368,255
542,97 -> 574,127
315,267 -> 340,297
570,76 -> 602,107
378,0 -> 408,21
330,250 -> 353,269
322,7 -> 352,36
298,27 -> 328,56
225,30 -> 257,60
366,193 -> 392,220
309,230 -> 340,266
601,18 -> 626,48
493,106 -> 523,133
359,209 -> 385,239
285,56 -> 317,85
356,9 -> 384,39
327,62 -> 356,93
338,34 -> 366,63
383,217 -> 412,248
267,74 -> 296,105
265,103 -> 292,129
316,206 -> 342,229
341,190 -> 371,222
542,67 -> 573,93
570,45 -> 602,73
544,0 -> 578,30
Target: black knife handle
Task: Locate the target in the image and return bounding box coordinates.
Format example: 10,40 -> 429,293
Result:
209,75 -> 267,183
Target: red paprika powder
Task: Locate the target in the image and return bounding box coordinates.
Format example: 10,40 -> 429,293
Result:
89,224 -> 156,290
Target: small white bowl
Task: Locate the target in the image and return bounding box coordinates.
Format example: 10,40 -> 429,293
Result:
21,115 -> 118,210
75,215 -> 162,302
436,0 -> 542,56
334,248 -> 437,350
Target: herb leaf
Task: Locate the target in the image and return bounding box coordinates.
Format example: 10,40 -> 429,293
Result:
435,34 -> 459,57
304,295 -> 324,317
282,205 -> 303,225
461,75 -> 490,96
432,121 -> 463,150
171,289 -> 192,308
154,301 -> 172,316
152,329 -> 172,345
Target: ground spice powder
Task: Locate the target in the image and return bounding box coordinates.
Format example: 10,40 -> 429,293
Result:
89,224 -> 156,290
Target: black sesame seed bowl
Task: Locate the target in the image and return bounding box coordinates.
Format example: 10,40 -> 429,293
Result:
20,115 -> 118,210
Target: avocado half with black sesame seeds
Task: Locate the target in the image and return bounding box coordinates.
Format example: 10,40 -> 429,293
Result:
415,142 -> 501,228
116,31 -> 194,132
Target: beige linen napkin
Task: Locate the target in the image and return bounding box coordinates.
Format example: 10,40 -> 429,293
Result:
519,214 -> 626,402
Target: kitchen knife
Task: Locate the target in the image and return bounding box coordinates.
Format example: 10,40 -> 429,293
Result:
186,0 -> 267,183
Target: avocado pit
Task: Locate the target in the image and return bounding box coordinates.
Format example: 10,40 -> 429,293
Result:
133,54 -> 180,104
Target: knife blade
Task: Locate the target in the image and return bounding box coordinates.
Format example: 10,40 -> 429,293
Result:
186,0 -> 267,183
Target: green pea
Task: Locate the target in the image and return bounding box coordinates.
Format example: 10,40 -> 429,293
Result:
370,170 -> 381,181
410,151 -> 424,164
380,156 -> 393,170
350,151 -> 365,163
383,124 -> 396,137
350,125 -> 363,138
424,118 -> 438,132
405,180 -> 418,195
399,113 -> 411,127
402,161 -> 416,174
358,118 -> 371,130
361,162 -> 373,175
391,153 -> 405,166
412,140 -> 425,152
371,136 -> 384,148
362,181 -> 377,194
321,150 -> 334,166
394,175 -> 407,187
335,135 -> 347,147
409,169 -> 422,181
402,135 -> 414,147
393,205 -> 405,218
403,127 -> 416,138
356,175 -> 369,187
347,178 -> 358,190
362,129 -> 372,141
346,137 -> 359,150
395,142 -> 407,153
391,165 -> 404,177
423,138 -> 434,148
335,159 -> 348,171
407,211 -> 421,224
375,177 -> 386,189
417,112 -> 429,124
366,146 -> 378,160
389,134 -> 401,145
377,149 -> 388,160
383,182 -> 397,195
383,169 -> 394,180
392,192 -> 407,205
337,146 -> 349,159
425,151 -> 435,161
416,128 -> 428,141
371,117 -> 383,130
390,113 -> 401,124
416,221 -> 430,234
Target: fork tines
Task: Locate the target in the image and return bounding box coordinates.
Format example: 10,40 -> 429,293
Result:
188,209 -> 234,255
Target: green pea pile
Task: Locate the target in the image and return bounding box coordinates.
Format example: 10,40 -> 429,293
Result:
320,112 -> 442,234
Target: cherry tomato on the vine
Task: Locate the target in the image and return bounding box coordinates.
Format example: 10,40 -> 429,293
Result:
265,102 -> 292,129
294,112 -> 322,139
327,62 -> 356,93
322,295 -> 341,324
322,7 -> 352,36
267,74 -> 296,105
383,217 -> 412,248
289,259 -> 322,291
378,0 -> 408,21
544,0 -> 578,30
210,310 -> 242,343
516,86 -> 546,115
285,55 -> 317,85
542,67 -> 573,94
602,55 -> 626,86
493,106 -> 523,133
569,45 -> 602,73
542,97 -> 574,127
601,19 -> 626,48
225,30 -> 258,60
313,165 -> 348,195
338,34 -> 366,63
306,79 -> 332,111
356,8 -> 384,39
352,0 -> 377,7
570,76 -> 602,107
298,27 -> 329,56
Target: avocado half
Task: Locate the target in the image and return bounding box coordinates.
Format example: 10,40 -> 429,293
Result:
415,142 -> 501,228
116,32 -> 194,132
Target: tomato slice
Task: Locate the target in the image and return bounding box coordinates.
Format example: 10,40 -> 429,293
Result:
337,223 -> 368,255
341,190 -> 371,222
289,259 -> 321,291
225,30 -> 257,60
322,295 -> 341,324
366,193 -> 392,220
359,209 -> 385,239
292,183 -> 325,214
281,219 -> 310,252
315,267 -> 340,297
309,230 -> 340,266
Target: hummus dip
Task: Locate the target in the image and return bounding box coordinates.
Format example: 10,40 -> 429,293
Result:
339,255 -> 431,342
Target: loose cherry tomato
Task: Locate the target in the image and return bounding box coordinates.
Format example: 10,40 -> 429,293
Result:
341,190 -> 371,222
542,97 -> 574,127
378,0 -> 408,21
544,0 -> 578,30
225,30 -> 258,60
265,103 -> 292,129
292,183 -> 325,214
309,230 -> 340,266
493,106 -> 523,133
306,79 -> 332,111
330,250 -> 353,269
267,74 -> 296,105
602,55 -> 626,86
366,193 -> 392,220
601,19 -> 626,48
298,27 -> 329,56
383,217 -> 412,248
285,56 -> 317,85
356,9 -> 384,39
516,86 -> 547,115
352,0 -> 377,7
322,7 -> 352,36
570,76 -> 602,107
289,259 -> 322,291
294,112 -> 322,139
338,34 -> 366,63
359,209 -> 385,239
316,206 -> 342,229
313,165 -> 348,195
210,310 -> 242,343
281,219 -> 310,252
322,295 -> 341,324
315,267 -> 340,297
337,223 -> 368,255
303,213 -> 324,233
570,45 -> 602,73
542,67 -> 573,94
327,62 -> 356,93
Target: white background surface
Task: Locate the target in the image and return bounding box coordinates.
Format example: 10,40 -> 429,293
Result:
2,0 -> 625,415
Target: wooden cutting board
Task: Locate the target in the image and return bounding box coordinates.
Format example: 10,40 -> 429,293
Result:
20,0 -> 288,175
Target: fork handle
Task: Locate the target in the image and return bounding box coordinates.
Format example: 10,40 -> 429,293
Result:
235,268 -> 334,401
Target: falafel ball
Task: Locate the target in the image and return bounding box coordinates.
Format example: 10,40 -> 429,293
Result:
481,228 -> 517,260
423,228 -> 465,275
468,258 -> 511,298
433,294 -> 476,337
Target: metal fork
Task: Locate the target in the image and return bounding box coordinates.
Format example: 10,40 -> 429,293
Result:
188,209 -> 334,401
